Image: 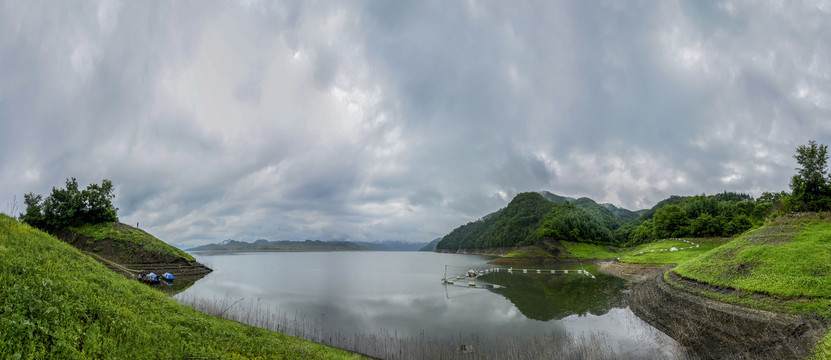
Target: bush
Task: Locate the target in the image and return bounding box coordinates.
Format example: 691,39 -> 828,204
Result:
20,178 -> 118,231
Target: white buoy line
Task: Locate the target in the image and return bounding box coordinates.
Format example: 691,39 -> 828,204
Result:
441,264 -> 596,288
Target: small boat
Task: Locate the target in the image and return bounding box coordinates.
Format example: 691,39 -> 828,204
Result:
161,272 -> 174,281
138,272 -> 160,284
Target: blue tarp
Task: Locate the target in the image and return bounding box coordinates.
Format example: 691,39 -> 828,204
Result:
162,272 -> 174,281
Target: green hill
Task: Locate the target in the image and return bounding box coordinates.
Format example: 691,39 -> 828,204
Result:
436,192 -> 630,251
57,222 -> 195,263
438,192 -> 557,249
672,214 -> 831,307
0,214 -> 362,359
665,213 -> 831,358
437,190 -> 774,253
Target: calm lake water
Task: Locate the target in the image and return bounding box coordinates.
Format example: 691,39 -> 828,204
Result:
176,251 -> 684,358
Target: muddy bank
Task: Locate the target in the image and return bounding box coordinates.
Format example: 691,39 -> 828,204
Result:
629,268 -> 825,359
597,261 -> 666,282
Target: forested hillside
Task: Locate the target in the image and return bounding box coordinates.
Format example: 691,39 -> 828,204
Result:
437,190 -> 778,250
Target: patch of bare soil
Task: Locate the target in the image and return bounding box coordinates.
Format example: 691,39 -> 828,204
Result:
598,261 -> 666,281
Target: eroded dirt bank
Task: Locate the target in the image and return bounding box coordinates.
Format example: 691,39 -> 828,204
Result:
54,227 -> 212,279
629,268 -> 825,359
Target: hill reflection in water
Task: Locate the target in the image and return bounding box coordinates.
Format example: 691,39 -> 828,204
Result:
480,267 -> 628,321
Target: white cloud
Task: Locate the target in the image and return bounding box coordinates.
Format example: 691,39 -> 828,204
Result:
2,1 -> 831,245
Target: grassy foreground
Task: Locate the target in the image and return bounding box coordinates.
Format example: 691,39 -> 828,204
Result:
0,214 -> 363,359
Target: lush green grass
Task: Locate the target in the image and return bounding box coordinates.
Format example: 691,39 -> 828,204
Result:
636,239 -> 692,252
72,222 -> 196,262
666,216 -> 831,357
618,238 -> 730,265
810,331 -> 831,359
502,247 -> 554,259
674,220 -> 831,298
501,241 -> 620,260
0,214 -> 362,359
560,241 -> 620,259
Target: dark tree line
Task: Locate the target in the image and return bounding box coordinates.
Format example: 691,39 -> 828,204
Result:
20,178 -> 118,231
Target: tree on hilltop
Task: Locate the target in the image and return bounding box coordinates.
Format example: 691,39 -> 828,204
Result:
790,140 -> 831,211
20,178 -> 118,231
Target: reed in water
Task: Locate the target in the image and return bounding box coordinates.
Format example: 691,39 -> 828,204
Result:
177,295 -> 689,360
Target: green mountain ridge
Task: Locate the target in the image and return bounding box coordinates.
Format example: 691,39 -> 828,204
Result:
437,190 -> 772,251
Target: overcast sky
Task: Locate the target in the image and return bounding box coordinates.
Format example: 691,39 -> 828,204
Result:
2,1 -> 831,245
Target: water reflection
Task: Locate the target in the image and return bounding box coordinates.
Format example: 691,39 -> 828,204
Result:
480,269 -> 628,321
178,252 -> 682,358
144,274 -> 204,296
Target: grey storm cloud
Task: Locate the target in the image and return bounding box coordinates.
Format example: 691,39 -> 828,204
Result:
2,0 -> 831,246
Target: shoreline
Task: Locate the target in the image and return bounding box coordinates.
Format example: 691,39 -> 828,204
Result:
629,267 -> 825,359
477,256 -> 829,358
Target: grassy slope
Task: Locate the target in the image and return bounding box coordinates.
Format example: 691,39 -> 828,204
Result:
501,240 -> 620,260
0,214 -> 362,360
673,218 -> 831,298
667,215 -> 831,359
70,222 -> 195,262
560,241 -> 620,259
619,238 -> 730,265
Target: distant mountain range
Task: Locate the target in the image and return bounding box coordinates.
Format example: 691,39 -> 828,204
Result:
419,237 -> 442,251
188,239 -> 428,252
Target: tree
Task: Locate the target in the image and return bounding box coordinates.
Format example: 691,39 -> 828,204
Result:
687,213 -> 723,237
630,220 -> 655,244
21,193 -> 45,229
20,178 -> 119,231
653,205 -> 689,238
790,140 -> 831,211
